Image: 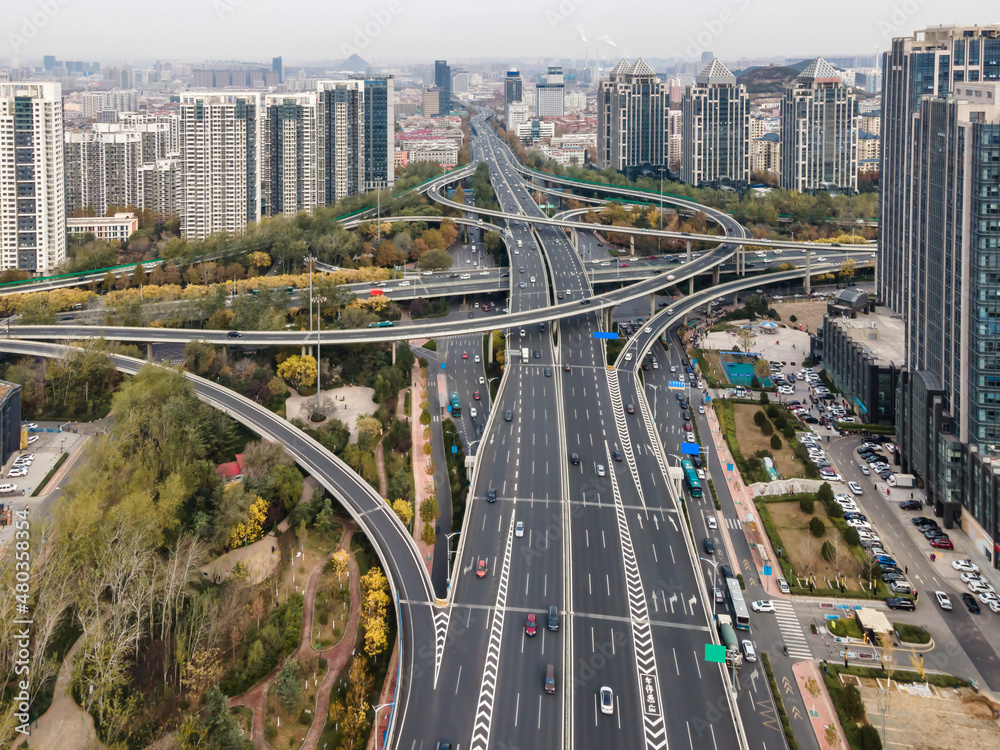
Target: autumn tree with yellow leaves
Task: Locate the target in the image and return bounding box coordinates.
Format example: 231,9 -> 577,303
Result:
360,567 -> 390,657
229,495 -> 268,548
277,354 -> 317,389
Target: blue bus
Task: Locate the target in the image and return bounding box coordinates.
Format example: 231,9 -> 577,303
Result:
367,320 -> 395,328
450,393 -> 462,417
725,577 -> 751,630
681,459 -> 702,499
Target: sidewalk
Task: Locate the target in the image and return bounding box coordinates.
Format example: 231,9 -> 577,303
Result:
792,661 -> 846,750
365,640 -> 399,750
409,362 -> 436,581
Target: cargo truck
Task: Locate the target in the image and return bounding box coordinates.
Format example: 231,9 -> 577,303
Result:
521,347 -> 529,361
893,474 -> 916,488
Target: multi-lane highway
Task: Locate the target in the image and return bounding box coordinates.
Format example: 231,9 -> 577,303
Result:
0,112 -> 880,750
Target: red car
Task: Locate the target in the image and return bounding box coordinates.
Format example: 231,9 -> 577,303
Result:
473,391 -> 481,400
627,404 -> 635,414
619,263 -> 629,267
684,422 -> 692,431
462,351 -> 469,359
525,613 -> 537,636
477,559 -> 487,578
930,538 -> 954,550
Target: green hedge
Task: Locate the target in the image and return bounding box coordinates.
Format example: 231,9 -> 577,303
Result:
707,478 -> 721,510
422,339 -> 437,351
761,653 -> 799,750
32,452 -> 69,497
894,623 -> 930,645
834,422 -> 896,435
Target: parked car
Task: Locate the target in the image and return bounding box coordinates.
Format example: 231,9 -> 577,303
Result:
961,593 -> 981,614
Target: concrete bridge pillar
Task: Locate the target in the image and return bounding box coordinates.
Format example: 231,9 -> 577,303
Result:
805,248 -> 812,296
603,306 -> 612,332
220,345 -> 228,368
650,294 -> 656,318
630,234 -> 635,254
687,240 -> 694,296
712,264 -> 720,286
488,332 -> 494,362
391,341 -> 397,365
146,342 -> 153,362
302,345 -> 307,357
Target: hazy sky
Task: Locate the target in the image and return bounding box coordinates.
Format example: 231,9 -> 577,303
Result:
4,0 -> 998,65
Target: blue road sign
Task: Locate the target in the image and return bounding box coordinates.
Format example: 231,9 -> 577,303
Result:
762,565 -> 772,576
451,445 -> 457,454
593,332 -> 618,340
692,358 -> 698,366
441,362 -> 446,369
727,463 -> 734,472
681,442 -> 700,455
668,381 -> 685,390
446,405 -> 452,412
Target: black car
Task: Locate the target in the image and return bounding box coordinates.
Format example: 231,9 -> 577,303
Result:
683,411 -> 691,420
533,350 -> 541,358
570,452 -> 580,465
487,489 -> 496,503
703,538 -> 715,554
612,450 -> 622,462
580,299 -> 591,305
898,500 -> 922,511
925,530 -> 948,540
881,572 -> 905,583
227,330 -> 243,338
468,312 -> 474,318
961,593 -> 981,614
544,368 -> 552,377
720,565 -> 734,579
693,456 -> 703,469
912,517 -> 936,526
564,364 -> 571,372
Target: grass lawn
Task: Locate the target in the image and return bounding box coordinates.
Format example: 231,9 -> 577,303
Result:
730,403 -> 808,479
827,618 -> 864,639
264,652 -> 323,749
695,348 -> 727,386
767,501 -> 864,587
312,557 -> 351,650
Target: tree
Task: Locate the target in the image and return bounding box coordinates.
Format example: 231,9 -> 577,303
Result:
356,415 -> 384,450
418,249 -> 453,271
180,647 -> 223,701
754,358 -> 772,383
856,725 -> 883,750
331,549 -> 349,582
735,326 -> 756,354
132,262 -> 147,287
770,434 -> 782,450
390,498 -> 413,526
821,540 -> 835,562
315,497 -> 335,533
817,483 -> 834,505
799,496 -> 815,514
275,657 -> 301,708
200,685 -> 245,750
270,463 -> 304,510
754,411 -> 768,427
328,659 -> 372,747
360,567 -> 390,657
419,496 -> 439,523
840,258 -> 857,281
809,516 -> 826,538
230,495 -> 268,548
277,354 -> 317,389
247,251 -> 271,269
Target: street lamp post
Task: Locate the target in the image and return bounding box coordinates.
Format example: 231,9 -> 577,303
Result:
372,702 -> 394,750
306,256 -> 316,333
314,296 -> 327,418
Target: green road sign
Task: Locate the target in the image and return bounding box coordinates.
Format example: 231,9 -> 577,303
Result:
704,643 -> 727,664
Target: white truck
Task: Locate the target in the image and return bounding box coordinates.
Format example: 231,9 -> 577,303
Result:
521,347 -> 530,361
893,474 -> 917,489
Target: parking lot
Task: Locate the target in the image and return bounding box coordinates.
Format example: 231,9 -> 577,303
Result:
0,426 -> 86,547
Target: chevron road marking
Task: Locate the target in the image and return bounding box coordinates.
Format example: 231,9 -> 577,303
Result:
432,609 -> 451,689
605,370 -> 649,510
604,440 -> 668,750
469,516 -> 516,750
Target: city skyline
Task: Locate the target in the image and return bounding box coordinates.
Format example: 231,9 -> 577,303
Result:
4,0 -> 998,63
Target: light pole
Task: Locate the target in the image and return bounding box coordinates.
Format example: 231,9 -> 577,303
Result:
372,702 -> 394,750
445,532 -> 461,585
701,556 -> 720,619
314,296 -> 327,418
306,256 -> 316,333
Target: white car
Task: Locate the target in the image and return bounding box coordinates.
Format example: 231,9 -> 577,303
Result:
848,482 -> 864,496
625,352 -> 633,361
0,483 -> 17,493
515,521 -> 524,538
469,408 -> 478,419
645,326 -> 652,333
847,519 -> 872,531
23,422 -> 38,430
953,560 -> 980,573
474,355 -> 481,363
778,578 -> 790,594
741,640 -> 757,662
960,572 -> 984,584
707,516 -> 718,530
935,590 -> 953,610
751,600 -> 776,613
698,406 -> 705,414
969,581 -> 996,595
599,686 -> 614,715
685,432 -> 696,443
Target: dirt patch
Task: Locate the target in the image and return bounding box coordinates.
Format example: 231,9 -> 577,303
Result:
731,403 -> 807,479
768,501 -> 863,586
852,678 -> 1000,750
771,300 -> 827,334
696,348 -> 727,385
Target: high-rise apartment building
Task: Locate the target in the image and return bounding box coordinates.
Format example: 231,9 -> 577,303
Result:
0,82 -> 66,273
262,93 -> 322,218
680,58 -> 749,188
504,69 -> 523,124
81,90 -> 139,119
667,109 -> 682,170
434,60 -> 451,115
64,130 -> 144,214
272,56 -> 283,84
137,158 -> 182,222
779,58 -> 858,193
178,92 -> 261,240
536,67 -> 565,117
597,59 -> 668,179
452,70 -> 470,95
352,74 -> 394,191
318,80 -> 364,204
422,88 -> 439,117
880,26 -> 1000,555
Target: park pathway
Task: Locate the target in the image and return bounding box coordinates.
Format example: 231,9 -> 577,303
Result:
230,524 -> 361,749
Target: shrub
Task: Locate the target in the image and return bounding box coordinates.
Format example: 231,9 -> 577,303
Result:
774,415 -> 787,430
789,315 -> 798,323
844,527 -> 861,546
760,420 -> 774,436
766,405 -> 779,420
809,517 -> 825,537
754,411 -> 768,427
759,391 -> 769,404
782,424 -> 795,440
817,483 -> 834,505
751,375 -> 761,389
841,684 -> 865,721
828,502 -> 844,519
770,434 -> 782,450
856,725 -> 883,750
821,540 -> 835,561
800,497 -> 815,514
